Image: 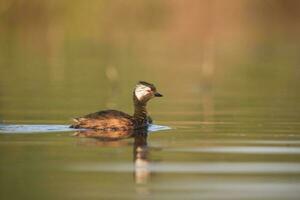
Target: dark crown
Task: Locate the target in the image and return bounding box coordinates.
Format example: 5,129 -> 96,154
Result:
138,81 -> 156,90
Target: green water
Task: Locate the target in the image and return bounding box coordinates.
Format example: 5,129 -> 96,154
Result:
1,76 -> 300,200
1,1 -> 300,199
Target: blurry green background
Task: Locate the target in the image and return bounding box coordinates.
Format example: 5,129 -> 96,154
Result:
1,0 -> 299,123
1,1 -> 300,200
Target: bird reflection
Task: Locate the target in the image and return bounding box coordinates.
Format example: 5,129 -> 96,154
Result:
133,130 -> 149,184
74,128 -> 150,184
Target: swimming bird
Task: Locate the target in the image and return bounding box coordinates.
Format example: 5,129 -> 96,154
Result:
70,81 -> 163,131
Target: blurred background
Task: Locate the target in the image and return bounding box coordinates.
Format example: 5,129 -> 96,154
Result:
0,0 -> 299,123
1,1 -> 300,200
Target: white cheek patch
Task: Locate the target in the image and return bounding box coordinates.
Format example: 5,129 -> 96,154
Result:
135,85 -> 151,101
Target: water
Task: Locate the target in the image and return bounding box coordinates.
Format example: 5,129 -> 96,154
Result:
0,124 -> 170,134
1,1 -> 300,199
1,94 -> 300,200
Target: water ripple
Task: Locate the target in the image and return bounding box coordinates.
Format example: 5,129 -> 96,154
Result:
0,124 -> 170,134
68,162 -> 300,174
168,146 -> 300,154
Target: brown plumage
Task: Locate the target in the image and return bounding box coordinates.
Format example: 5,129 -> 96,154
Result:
70,81 -> 163,131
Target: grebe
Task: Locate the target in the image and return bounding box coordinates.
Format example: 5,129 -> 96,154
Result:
70,81 -> 163,130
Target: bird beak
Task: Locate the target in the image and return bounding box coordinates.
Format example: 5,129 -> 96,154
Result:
154,92 -> 163,97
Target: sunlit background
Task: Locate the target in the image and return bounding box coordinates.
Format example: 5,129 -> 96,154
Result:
1,1 -> 300,200
1,0 -> 299,122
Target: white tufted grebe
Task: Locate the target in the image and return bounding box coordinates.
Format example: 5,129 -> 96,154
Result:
70,81 -> 163,130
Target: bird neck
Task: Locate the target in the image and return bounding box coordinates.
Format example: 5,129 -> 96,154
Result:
133,94 -> 148,124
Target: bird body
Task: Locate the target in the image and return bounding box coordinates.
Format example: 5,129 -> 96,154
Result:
71,110 -> 134,130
